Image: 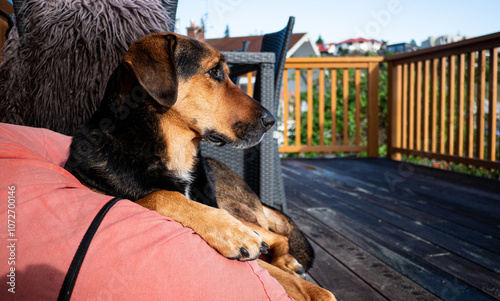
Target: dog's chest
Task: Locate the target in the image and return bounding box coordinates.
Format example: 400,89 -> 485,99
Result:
175,170 -> 194,199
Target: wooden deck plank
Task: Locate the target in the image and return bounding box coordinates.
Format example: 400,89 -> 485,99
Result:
281,158 -> 500,301
286,159 -> 500,250
304,158 -> 500,206
287,204 -> 441,301
308,239 -> 388,301
283,162 -> 500,276
295,159 -> 500,231
283,172 -> 500,299
285,160 -> 500,254
282,160 -> 500,240
284,183 -> 494,301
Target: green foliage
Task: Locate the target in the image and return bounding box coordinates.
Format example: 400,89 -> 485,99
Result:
403,156 -> 500,180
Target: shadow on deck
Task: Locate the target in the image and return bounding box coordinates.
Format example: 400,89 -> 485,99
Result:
282,158 -> 500,301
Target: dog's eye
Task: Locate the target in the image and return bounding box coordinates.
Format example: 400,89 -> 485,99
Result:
209,67 -> 222,80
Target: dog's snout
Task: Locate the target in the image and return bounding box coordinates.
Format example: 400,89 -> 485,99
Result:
260,111 -> 276,131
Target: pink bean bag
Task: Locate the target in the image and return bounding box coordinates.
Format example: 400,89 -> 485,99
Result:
0,123 -> 291,300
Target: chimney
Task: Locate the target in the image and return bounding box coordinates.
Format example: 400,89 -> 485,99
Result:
186,20 -> 205,41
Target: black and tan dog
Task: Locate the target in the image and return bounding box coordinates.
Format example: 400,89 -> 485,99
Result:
65,32 -> 335,301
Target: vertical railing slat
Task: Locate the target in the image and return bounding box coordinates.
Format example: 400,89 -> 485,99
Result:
467,52 -> 476,158
319,69 -> 325,146
402,64 -> 408,149
387,61 -> 394,158
457,54 -> 465,157
343,68 -> 349,146
476,50 -> 486,160
488,48 -> 498,161
448,55 -> 456,155
295,69 -> 301,147
423,60 -> 430,152
431,58 -> 438,153
307,69 -> 313,146
283,69 -> 289,148
416,61 -> 422,151
331,69 -> 337,146
247,72 -> 253,96
355,68 -> 361,146
440,57 -> 447,154
409,62 -> 415,150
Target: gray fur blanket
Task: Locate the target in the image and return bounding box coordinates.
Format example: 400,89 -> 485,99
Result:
0,0 -> 174,135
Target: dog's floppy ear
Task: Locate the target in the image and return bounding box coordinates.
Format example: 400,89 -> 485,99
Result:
123,33 -> 178,107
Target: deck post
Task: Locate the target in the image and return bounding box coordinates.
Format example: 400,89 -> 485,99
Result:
367,62 -> 379,157
388,62 -> 402,161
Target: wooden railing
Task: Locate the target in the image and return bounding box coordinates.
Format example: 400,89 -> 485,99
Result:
386,32 -> 500,170
236,32 -> 500,171
278,57 -> 383,156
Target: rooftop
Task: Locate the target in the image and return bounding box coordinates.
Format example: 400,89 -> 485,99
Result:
336,38 -> 382,44
204,33 -> 306,52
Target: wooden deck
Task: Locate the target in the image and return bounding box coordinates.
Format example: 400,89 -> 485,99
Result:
281,158 -> 500,301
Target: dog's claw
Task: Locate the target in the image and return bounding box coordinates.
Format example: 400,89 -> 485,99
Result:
259,247 -> 268,254
240,247 -> 250,258
262,242 -> 270,249
296,268 -> 306,279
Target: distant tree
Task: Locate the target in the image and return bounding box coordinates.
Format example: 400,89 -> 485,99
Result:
316,35 -> 324,44
224,25 -> 230,37
410,39 -> 417,46
337,47 -> 349,56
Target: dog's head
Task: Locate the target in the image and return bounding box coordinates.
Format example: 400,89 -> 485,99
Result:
121,32 -> 275,149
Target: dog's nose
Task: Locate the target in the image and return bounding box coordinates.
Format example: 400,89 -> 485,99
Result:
261,111 -> 276,131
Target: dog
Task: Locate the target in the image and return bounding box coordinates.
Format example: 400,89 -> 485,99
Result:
65,32 -> 336,301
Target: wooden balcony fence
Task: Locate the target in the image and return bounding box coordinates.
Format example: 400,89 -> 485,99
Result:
279,57 -> 383,157
240,32 -> 500,171
386,32 -> 500,170
240,57 -> 384,156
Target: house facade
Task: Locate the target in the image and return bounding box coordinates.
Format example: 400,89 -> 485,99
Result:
335,38 -> 382,55
421,34 -> 469,48
386,42 -> 419,54
317,38 -> 382,56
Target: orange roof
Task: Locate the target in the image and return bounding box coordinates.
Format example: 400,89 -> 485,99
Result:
204,33 -> 306,52
317,43 -> 336,52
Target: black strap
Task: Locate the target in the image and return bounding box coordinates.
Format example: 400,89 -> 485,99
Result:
58,197 -> 123,301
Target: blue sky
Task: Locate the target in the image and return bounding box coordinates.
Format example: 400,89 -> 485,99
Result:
6,0 -> 499,45
177,0 -> 500,45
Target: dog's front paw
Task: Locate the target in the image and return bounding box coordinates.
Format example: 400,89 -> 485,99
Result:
195,208 -> 269,261
272,254 -> 306,279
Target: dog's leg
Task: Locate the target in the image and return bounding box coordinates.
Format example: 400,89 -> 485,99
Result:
136,190 -> 266,260
261,205 -> 315,271
236,218 -> 306,278
257,260 -> 336,301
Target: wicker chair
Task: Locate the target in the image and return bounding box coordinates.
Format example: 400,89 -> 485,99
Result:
229,40 -> 250,85
201,17 -> 295,210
